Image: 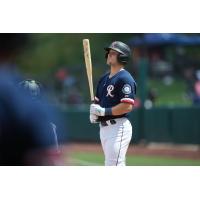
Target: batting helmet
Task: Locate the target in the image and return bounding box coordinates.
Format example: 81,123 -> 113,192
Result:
104,41 -> 131,64
18,79 -> 42,99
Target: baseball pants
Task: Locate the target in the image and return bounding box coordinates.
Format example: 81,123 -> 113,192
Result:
99,117 -> 132,166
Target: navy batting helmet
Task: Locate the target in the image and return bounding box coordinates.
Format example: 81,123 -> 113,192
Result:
104,41 -> 131,64
18,79 -> 42,99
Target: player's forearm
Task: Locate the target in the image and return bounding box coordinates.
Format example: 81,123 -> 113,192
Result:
111,103 -> 133,116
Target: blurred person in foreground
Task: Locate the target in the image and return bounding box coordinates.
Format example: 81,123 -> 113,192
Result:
18,79 -> 60,152
0,34 -> 65,165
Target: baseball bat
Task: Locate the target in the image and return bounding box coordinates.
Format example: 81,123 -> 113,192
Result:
83,39 -> 94,102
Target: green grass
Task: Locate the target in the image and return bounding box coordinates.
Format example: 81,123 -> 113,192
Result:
70,152 -> 200,166
148,79 -> 191,106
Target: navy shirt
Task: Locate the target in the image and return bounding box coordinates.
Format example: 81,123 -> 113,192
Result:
95,69 -> 137,121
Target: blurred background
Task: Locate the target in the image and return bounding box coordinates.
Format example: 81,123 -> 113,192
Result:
1,33 -> 200,165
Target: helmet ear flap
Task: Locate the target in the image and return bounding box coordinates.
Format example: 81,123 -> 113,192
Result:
117,54 -> 129,64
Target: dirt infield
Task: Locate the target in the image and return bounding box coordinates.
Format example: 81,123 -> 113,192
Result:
68,142 -> 200,160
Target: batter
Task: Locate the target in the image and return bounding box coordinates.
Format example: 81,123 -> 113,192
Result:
90,41 -> 137,166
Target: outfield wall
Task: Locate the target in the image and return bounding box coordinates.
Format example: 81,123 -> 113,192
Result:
61,106 -> 200,144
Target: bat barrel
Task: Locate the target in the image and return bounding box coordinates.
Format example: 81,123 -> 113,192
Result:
83,39 -> 94,102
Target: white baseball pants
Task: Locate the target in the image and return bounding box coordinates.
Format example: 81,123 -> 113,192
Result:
99,117 -> 132,166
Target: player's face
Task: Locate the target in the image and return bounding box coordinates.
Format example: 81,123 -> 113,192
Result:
107,49 -> 119,66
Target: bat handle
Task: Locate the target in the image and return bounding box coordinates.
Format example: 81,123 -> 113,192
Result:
91,97 -> 98,104
91,96 -> 95,103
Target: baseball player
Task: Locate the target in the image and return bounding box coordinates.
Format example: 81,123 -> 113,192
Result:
90,41 -> 136,166
18,79 -> 59,152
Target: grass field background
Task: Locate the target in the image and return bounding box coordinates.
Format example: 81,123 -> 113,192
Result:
70,152 -> 200,166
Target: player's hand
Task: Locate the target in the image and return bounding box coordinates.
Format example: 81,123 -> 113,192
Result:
90,104 -> 105,116
90,113 -> 98,123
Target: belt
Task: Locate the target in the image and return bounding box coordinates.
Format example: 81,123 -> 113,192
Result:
100,119 -> 116,127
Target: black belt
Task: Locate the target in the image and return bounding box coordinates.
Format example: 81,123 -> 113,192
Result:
100,119 -> 116,127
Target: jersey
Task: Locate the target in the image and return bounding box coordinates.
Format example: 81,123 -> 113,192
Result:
95,69 -> 137,121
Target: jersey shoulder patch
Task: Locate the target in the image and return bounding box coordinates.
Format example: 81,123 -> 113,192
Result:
122,84 -> 132,94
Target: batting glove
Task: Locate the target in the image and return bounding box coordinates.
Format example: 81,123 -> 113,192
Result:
90,104 -> 105,116
90,113 -> 98,123
90,104 -> 112,116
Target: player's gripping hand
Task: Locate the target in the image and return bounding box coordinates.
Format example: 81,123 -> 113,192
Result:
90,104 -> 105,116
90,104 -> 112,117
89,113 -> 98,123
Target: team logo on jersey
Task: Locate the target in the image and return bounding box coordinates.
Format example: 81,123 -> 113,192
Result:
122,84 -> 131,95
106,85 -> 114,97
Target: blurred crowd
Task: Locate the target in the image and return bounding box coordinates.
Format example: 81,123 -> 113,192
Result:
131,44 -> 200,108
184,68 -> 200,105
54,67 -> 83,105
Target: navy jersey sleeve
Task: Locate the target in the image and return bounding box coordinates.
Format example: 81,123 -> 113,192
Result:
117,77 -> 136,105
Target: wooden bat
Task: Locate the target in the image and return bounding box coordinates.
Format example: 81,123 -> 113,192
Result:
83,39 -> 94,102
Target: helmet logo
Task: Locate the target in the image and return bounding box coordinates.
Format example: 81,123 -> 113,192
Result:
111,42 -> 117,48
